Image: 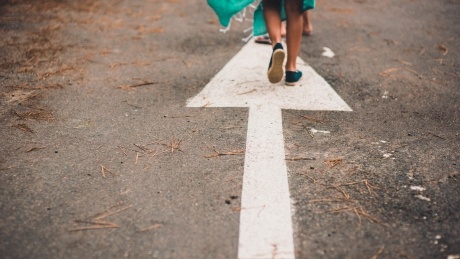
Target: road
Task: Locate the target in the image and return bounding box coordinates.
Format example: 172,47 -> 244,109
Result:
0,0 -> 459,258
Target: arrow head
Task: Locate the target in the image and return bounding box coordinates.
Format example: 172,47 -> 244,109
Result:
187,40 -> 352,111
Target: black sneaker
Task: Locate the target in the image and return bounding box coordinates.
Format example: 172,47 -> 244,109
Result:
285,70 -> 302,86
267,43 -> 286,83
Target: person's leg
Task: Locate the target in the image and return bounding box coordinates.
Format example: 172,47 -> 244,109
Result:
284,0 -> 303,72
263,0 -> 283,47
280,11 -> 311,39
281,22 -> 287,37
263,0 -> 286,83
303,11 -> 313,36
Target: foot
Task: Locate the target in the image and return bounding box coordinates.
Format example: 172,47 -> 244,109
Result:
267,43 -> 286,84
255,35 -> 271,45
303,28 -> 312,36
285,70 -> 302,86
303,13 -> 313,36
303,24 -> 313,36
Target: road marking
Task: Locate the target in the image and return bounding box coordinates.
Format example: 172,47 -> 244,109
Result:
187,40 -> 352,258
322,47 -> 335,58
239,105 -> 294,258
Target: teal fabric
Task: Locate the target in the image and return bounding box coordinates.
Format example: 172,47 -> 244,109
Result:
207,0 -> 254,27
208,0 -> 316,36
254,0 -> 316,36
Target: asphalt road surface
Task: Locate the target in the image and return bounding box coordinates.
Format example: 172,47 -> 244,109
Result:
1,0 -> 459,258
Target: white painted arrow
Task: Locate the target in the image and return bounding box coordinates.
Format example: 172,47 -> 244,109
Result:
187,40 -> 352,259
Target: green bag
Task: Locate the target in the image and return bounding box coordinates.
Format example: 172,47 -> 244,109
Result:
207,0 -> 316,36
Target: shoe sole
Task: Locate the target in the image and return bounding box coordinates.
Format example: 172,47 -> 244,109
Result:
267,49 -> 285,83
285,76 -> 303,86
285,81 -> 298,86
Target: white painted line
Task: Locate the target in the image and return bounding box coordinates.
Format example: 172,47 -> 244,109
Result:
238,105 -> 294,259
187,40 -> 352,259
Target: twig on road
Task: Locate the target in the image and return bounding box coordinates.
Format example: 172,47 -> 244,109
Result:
300,115 -> 326,123
68,204 -> 132,232
298,172 -> 318,184
117,81 -> 160,90
308,198 -> 354,204
325,158 -> 343,168
101,165 -> 116,177
205,147 -> 244,158
302,125 -> 314,138
286,157 -> 316,161
428,132 -> 446,140
329,180 -> 377,195
118,146 -> 128,156
371,245 -> 385,259
332,187 -> 351,200
155,136 -> 185,153
323,206 -> 386,227
12,123 -> 34,133
437,44 -> 448,55
138,224 -> 163,233
26,146 -> 46,152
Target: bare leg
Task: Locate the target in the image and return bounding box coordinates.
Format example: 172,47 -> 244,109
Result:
263,0 -> 286,83
303,11 -> 313,35
281,22 -> 287,37
285,0 -> 303,72
282,11 -> 312,37
282,12 -> 311,37
262,0 -> 282,48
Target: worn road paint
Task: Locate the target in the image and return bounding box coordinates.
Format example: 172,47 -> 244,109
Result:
238,105 -> 295,258
187,40 -> 352,258
322,47 -> 335,58
310,128 -> 331,134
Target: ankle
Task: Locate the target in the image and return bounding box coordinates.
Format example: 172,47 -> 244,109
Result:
285,61 -> 296,71
273,42 -> 283,48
